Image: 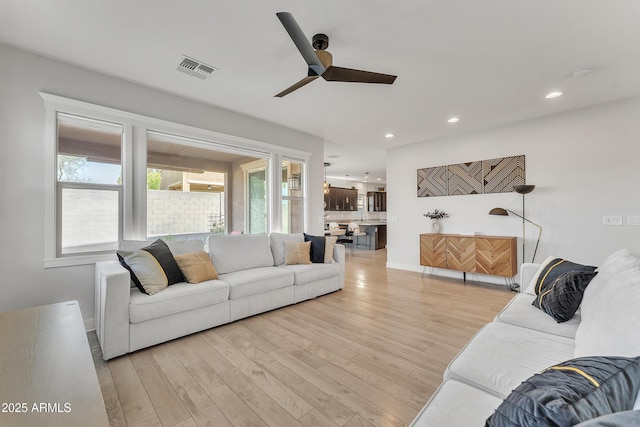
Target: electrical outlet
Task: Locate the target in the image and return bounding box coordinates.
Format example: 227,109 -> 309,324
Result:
628,215 -> 640,226
602,215 -> 623,226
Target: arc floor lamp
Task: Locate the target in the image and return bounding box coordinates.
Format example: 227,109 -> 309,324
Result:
489,184 -> 542,263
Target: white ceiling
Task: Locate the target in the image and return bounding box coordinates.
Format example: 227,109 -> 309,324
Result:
3,1 -> 640,183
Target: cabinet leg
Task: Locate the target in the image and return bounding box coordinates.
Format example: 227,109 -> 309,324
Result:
463,272 -> 466,283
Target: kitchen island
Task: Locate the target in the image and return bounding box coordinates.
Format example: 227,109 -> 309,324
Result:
327,221 -> 387,250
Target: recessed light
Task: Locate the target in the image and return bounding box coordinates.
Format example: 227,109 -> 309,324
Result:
447,117 -> 459,123
571,69 -> 592,78
545,91 -> 562,99
377,178 -> 381,181
385,133 -> 394,138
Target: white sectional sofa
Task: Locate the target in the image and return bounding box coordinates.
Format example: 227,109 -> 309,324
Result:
95,233 -> 344,360
410,249 -> 640,426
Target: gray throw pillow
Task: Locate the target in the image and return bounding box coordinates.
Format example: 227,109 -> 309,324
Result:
486,356 -> 640,427
532,270 -> 598,323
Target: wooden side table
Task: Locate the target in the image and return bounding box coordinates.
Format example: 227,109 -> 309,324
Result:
0,301 -> 109,427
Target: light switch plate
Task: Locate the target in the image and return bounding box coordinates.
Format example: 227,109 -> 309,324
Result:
603,215 -> 623,226
628,215 -> 640,226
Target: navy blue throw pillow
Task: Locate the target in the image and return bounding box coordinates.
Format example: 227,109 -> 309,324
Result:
303,233 -> 326,263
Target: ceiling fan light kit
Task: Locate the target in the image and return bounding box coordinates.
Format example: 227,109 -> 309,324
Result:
275,12 -> 397,97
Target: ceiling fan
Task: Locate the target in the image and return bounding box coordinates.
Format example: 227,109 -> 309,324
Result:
275,12 -> 397,97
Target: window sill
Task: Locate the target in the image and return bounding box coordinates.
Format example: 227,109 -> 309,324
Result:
44,253 -> 116,269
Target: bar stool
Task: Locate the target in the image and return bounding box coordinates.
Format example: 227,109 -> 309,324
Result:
348,222 -> 367,250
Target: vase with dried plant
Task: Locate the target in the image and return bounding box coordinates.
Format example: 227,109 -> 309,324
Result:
424,209 -> 449,233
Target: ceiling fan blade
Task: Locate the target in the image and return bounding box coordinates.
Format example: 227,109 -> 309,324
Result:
276,12 -> 326,76
322,66 -> 397,84
275,75 -> 320,97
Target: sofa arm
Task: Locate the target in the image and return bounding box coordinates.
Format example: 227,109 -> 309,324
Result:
333,243 -> 346,289
519,263 -> 540,293
95,260 -> 131,360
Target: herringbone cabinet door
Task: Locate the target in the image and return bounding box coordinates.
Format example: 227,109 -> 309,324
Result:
420,234 -> 447,268
446,236 -> 475,272
476,237 -> 516,276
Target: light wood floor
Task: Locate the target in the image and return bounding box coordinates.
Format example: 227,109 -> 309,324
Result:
91,249 -> 514,427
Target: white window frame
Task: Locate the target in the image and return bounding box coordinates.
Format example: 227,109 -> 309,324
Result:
281,156 -> 306,234
41,93 -> 310,268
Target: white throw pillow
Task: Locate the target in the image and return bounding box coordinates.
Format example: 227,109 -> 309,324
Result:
574,266 -> 640,357
580,249 -> 638,319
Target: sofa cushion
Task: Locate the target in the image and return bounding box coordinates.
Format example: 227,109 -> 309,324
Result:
284,241 -> 312,265
220,267 -> 294,299
486,356 -> 640,427
410,380 -> 502,427
531,270 -> 598,323
270,233 -> 304,266
495,293 -> 581,338
208,233 -> 274,274
574,266 -> 640,357
580,249 -> 638,321
129,279 -> 229,323
278,262 -> 340,286
174,251 -> 218,284
525,256 -> 596,295
444,322 -> 575,398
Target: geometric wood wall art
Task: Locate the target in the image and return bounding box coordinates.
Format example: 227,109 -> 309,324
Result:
417,166 -> 447,197
417,154 -> 525,197
482,155 -> 525,194
448,161 -> 483,196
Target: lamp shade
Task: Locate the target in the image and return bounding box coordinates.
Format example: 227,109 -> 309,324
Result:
489,207 -> 509,216
513,184 -> 535,194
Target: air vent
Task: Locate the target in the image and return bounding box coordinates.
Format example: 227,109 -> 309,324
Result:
177,56 -> 217,80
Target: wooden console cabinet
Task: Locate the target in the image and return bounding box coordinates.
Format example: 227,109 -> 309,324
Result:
420,233 -> 517,278
0,301 -> 109,427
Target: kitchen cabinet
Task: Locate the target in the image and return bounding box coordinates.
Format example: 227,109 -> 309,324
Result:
324,186 -> 358,211
420,234 -> 517,278
367,191 -> 386,212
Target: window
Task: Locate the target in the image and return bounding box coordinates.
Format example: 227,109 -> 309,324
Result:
146,132 -> 229,239
56,113 -> 123,255
42,93 -> 310,267
242,159 -> 269,234
282,159 -> 304,233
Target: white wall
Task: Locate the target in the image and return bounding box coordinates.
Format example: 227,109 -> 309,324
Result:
387,97 -> 640,285
0,44 -> 325,326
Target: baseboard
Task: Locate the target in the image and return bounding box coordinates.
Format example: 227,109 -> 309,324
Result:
385,262 -> 512,287
385,262 -> 423,273
84,317 -> 95,332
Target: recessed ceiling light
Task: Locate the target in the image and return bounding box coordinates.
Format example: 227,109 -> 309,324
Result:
571,69 -> 592,78
545,91 -> 563,99
385,133 -> 394,138
377,178 -> 381,181
447,117 -> 459,123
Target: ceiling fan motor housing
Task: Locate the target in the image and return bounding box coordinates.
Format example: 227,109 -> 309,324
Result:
312,33 -> 329,50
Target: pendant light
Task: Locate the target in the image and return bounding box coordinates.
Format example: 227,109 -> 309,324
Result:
323,162 -> 330,194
